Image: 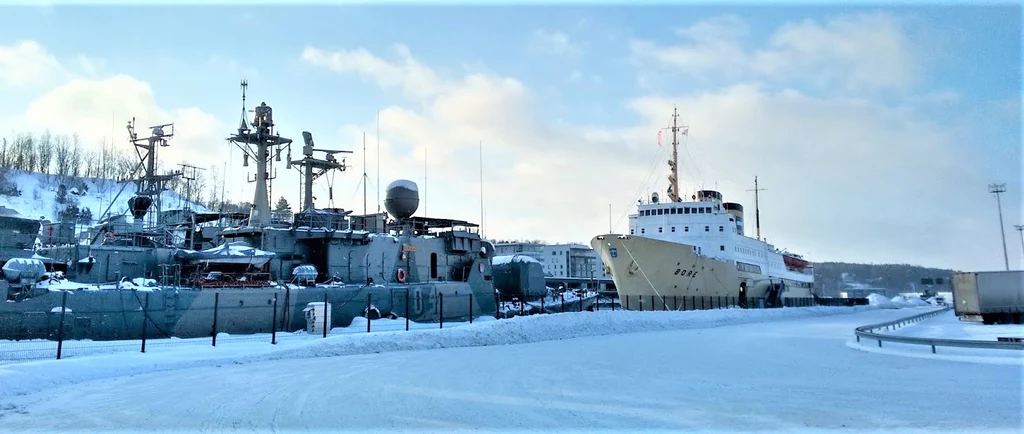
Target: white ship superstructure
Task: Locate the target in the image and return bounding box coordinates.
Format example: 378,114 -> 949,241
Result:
591,107 -> 814,309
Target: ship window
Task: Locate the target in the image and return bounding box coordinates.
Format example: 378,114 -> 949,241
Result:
698,208 -> 704,214
685,207 -> 690,214
658,227 -> 663,233
719,226 -> 724,232
720,245 -> 725,251
430,253 -> 438,279
685,226 -> 689,232
630,229 -> 634,234
671,227 -> 675,232
704,226 -> 709,232
641,228 -> 645,234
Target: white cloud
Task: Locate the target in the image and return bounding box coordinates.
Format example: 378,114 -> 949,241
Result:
528,29 -> 583,56
631,12 -> 920,91
0,40 -> 64,87
305,44 -> 1015,270
301,45 -> 445,99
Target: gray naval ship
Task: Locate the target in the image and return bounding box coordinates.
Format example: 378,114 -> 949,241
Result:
1,81 -> 499,341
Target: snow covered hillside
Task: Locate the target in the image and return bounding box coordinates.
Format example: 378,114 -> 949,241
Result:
0,168 -> 209,222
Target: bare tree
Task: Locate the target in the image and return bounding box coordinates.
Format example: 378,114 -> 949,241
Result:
70,133 -> 82,178
54,134 -> 71,178
36,130 -> 53,175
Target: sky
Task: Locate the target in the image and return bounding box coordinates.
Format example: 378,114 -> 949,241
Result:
0,2 -> 1020,271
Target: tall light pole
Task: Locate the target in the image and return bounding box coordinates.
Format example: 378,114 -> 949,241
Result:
1015,224 -> 1024,267
989,183 -> 1009,271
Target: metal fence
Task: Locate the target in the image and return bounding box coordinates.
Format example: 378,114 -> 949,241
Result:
2,291 -> 863,363
854,306 -> 1024,353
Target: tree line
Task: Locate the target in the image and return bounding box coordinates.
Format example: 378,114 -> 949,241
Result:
0,130 -> 254,216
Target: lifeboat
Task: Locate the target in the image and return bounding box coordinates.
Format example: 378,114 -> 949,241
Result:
783,254 -> 810,269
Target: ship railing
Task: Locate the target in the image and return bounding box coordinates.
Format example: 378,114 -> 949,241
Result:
853,306 -> 1024,353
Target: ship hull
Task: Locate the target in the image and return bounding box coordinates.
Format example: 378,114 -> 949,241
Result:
591,234 -> 813,310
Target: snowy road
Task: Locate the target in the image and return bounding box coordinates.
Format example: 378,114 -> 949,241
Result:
0,308 -> 1019,432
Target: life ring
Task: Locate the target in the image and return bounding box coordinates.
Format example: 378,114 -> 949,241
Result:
396,267 -> 407,283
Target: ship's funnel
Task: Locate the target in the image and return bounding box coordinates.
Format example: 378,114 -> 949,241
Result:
384,180 -> 419,220
723,202 -> 744,235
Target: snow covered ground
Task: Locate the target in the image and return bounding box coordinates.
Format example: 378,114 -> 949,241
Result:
0,305 -> 1019,432
887,309 -> 1024,341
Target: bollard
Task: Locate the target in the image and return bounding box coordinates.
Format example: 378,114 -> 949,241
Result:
322,292 -> 328,338
931,345 -> 936,354
405,288 -> 410,331
856,335 -> 860,342
212,292 -> 220,347
367,293 -> 372,333
469,293 -> 474,323
878,339 -> 882,348
141,292 -> 150,353
439,293 -> 444,329
271,293 -> 278,345
56,290 -> 68,360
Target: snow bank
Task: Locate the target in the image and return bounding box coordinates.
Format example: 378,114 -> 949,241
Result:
867,293 -> 899,309
0,305 -> 877,399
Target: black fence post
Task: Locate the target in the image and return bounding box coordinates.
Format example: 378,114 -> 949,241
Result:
540,295 -> 545,313
579,295 -> 583,312
561,293 -> 565,313
322,292 -> 329,338
439,292 -> 444,329
674,296 -> 678,311
56,290 -> 68,360
701,296 -> 705,310
612,297 -> 615,311
271,293 -> 278,345
469,293 -> 474,323
520,299 -> 525,316
366,293 -> 372,333
212,292 -> 219,347
141,292 -> 150,353
405,288 -> 410,331
625,295 -> 629,310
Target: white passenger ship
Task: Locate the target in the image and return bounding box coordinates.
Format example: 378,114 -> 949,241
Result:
591,108 -> 815,310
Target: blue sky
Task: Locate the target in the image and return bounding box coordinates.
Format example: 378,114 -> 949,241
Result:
0,3 -> 1020,271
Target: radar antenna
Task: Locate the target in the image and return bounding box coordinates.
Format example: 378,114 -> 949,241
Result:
125,118 -> 181,227
289,131 -> 351,212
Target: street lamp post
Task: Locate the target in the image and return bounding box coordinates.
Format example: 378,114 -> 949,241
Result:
989,183 -> 1009,271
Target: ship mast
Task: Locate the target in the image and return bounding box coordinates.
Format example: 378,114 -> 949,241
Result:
747,176 -> 766,240
227,80 -> 293,226
666,106 -> 687,203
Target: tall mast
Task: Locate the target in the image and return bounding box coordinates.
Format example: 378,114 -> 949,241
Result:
747,176 -> 767,240
366,130 -> 370,214
665,106 -> 687,203
668,107 -> 680,203
479,139 -> 484,236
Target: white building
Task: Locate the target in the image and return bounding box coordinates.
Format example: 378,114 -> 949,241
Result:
492,241 -> 609,280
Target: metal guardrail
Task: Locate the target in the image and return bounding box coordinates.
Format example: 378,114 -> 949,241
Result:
854,306 -> 1024,353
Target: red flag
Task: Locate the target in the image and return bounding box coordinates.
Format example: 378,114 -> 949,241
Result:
657,130 -> 662,147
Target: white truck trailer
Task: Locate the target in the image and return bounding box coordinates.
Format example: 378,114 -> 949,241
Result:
951,270 -> 1023,324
